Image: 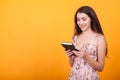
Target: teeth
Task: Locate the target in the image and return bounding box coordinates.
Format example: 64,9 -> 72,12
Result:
79,24 -> 86,29
81,25 -> 85,27
82,24 -> 85,26
80,24 -> 85,27
81,25 -> 83,27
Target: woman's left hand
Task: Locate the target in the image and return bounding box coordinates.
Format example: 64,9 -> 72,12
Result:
72,50 -> 85,58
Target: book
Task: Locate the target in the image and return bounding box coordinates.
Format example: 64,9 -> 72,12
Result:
61,42 -> 79,51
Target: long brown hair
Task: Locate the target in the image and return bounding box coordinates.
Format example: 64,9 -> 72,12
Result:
74,6 -> 104,35
73,6 -> 108,56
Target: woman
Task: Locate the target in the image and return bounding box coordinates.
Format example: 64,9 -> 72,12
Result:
65,6 -> 107,80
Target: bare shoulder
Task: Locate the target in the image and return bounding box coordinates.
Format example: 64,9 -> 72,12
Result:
95,34 -> 107,47
96,34 -> 106,41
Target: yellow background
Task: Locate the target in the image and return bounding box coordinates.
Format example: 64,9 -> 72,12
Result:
0,0 -> 120,80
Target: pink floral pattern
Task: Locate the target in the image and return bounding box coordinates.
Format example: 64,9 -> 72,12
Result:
68,36 -> 99,80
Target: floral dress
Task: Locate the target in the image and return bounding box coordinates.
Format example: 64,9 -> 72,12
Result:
68,35 -> 99,80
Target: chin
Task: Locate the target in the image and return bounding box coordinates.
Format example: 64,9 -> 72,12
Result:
81,29 -> 87,32
81,27 -> 89,32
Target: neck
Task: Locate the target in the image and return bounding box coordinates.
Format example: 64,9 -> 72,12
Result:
82,28 -> 94,36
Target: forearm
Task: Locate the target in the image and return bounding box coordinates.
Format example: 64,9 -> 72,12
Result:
69,55 -> 75,67
84,53 -> 104,72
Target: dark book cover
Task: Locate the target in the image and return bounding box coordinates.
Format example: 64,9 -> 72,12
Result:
61,42 -> 79,51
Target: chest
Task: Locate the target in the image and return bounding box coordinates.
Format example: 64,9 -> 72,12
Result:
73,36 -> 97,51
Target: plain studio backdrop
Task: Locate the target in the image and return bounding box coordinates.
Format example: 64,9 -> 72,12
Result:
0,0 -> 120,80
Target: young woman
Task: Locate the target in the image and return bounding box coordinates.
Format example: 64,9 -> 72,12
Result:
65,6 -> 107,80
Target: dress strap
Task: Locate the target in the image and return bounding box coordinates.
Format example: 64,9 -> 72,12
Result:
91,34 -> 104,45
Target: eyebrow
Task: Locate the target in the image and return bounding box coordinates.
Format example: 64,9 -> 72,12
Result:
81,17 -> 86,19
77,17 -> 86,19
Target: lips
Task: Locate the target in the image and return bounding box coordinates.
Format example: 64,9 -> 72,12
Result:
80,24 -> 86,29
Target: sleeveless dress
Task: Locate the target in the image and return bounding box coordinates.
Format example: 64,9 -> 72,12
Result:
68,35 -> 99,80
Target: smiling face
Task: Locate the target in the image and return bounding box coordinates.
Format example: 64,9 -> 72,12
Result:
76,12 -> 91,32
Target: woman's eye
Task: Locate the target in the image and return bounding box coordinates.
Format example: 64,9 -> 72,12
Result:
82,18 -> 86,21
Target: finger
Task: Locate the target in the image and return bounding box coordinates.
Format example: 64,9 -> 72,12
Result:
66,52 -> 73,56
64,48 -> 68,51
72,50 -> 78,53
66,51 -> 74,56
66,49 -> 71,53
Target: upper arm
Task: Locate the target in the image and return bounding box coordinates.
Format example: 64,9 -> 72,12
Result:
97,35 -> 107,67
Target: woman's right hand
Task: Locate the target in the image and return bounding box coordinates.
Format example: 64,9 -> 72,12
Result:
64,49 -> 74,57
